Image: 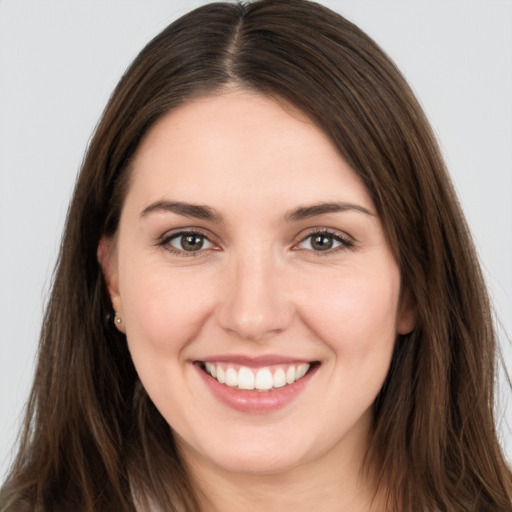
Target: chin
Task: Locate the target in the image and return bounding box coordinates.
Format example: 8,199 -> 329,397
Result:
180,432 -> 312,477
211,451 -> 305,476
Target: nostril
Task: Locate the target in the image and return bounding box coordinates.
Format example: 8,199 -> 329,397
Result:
216,276 -> 295,342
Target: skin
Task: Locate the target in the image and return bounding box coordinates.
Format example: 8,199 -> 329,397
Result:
99,90 -> 415,512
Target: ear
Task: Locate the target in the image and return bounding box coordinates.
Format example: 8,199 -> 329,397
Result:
397,287 -> 416,335
97,236 -> 125,332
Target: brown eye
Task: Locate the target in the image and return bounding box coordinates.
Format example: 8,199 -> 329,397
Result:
311,234 -> 334,251
297,231 -> 352,253
167,232 -> 213,252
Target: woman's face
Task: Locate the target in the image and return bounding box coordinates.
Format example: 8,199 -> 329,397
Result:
100,91 -> 414,477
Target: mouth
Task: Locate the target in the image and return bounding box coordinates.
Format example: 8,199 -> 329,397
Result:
197,360 -> 320,392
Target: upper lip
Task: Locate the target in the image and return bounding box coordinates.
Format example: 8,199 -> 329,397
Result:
196,354 -> 316,367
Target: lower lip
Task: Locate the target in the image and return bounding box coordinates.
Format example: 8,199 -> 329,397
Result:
195,363 -> 318,414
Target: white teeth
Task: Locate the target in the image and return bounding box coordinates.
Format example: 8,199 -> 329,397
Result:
225,367 -> 238,387
286,366 -> 296,384
255,368 -> 273,390
296,363 -> 309,379
203,362 -> 311,391
273,368 -> 287,388
238,367 -> 255,390
217,366 -> 226,384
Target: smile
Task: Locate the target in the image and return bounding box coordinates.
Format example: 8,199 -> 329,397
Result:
195,356 -> 320,413
201,362 -> 311,391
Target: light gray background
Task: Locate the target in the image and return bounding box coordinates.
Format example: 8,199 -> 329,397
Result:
1,0 -> 511,478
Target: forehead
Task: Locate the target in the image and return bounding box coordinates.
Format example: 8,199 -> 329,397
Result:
127,91 -> 373,214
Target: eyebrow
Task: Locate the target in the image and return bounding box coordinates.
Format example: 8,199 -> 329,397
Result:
140,200 -> 374,223
140,200 -> 223,222
284,201 -> 375,221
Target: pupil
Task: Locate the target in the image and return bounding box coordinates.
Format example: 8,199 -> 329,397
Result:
312,234 -> 333,251
182,234 -> 203,251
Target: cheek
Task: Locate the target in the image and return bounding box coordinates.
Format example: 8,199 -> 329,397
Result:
117,260 -> 220,421
296,265 -> 401,359
118,258 -> 218,358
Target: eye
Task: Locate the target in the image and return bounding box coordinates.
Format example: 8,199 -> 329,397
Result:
163,231 -> 215,254
296,230 -> 353,253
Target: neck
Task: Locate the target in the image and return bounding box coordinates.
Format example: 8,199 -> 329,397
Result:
195,465 -> 386,512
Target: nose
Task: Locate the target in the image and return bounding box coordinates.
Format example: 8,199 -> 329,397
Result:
216,248 -> 294,342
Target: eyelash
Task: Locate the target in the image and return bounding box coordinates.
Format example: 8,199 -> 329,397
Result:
157,228 -> 354,257
295,228 -> 354,255
158,229 -> 217,257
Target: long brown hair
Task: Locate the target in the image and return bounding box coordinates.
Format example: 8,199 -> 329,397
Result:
2,1 -> 511,511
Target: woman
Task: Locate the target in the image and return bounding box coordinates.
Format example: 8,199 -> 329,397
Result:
1,1 -> 511,511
